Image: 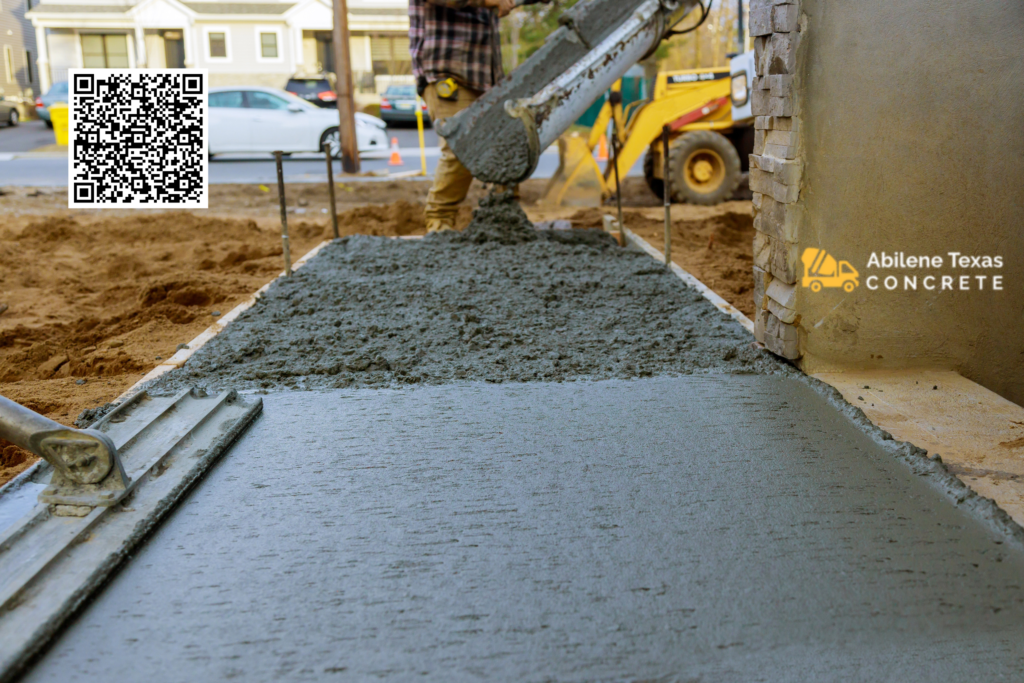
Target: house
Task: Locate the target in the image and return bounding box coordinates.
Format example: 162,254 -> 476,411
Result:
26,0 -> 410,98
0,0 -> 40,118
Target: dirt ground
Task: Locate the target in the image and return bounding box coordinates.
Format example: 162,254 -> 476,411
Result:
621,203 -> 754,317
0,177 -> 752,485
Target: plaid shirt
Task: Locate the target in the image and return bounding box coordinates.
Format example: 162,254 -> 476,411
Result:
409,0 -> 504,94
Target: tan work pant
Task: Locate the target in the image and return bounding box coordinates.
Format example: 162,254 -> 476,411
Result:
422,82 -> 481,230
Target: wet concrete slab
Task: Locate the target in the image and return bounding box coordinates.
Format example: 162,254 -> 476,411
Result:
23,376 -> 1024,682
152,232 -> 779,396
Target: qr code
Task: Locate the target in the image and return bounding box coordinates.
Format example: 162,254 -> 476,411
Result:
69,69 -> 208,209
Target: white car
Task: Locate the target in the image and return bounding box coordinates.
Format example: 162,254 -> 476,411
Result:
208,86 -> 388,158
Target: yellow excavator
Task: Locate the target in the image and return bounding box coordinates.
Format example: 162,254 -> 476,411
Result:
541,51 -> 756,208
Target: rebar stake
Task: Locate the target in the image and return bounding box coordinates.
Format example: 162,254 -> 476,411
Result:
611,122 -> 626,247
274,151 -> 292,276
661,125 -> 672,267
323,142 -> 339,240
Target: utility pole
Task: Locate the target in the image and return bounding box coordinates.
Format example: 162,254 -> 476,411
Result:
332,0 -> 360,173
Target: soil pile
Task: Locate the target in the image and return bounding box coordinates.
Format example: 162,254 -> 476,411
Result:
157,227 -> 778,393
0,209 -> 331,484
293,201 -> 473,241
0,212 -> 322,385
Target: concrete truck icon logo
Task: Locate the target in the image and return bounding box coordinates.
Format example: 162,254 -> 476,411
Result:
801,248 -> 860,293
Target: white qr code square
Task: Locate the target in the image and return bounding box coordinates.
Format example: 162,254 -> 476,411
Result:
69,69 -> 208,209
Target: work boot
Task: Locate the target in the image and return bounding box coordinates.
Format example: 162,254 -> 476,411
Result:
426,219 -> 455,233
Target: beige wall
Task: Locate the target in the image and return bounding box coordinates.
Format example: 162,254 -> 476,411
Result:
795,0 -> 1024,405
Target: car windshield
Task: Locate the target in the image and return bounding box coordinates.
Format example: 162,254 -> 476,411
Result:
287,79 -> 329,95
385,86 -> 416,98
48,82 -> 68,96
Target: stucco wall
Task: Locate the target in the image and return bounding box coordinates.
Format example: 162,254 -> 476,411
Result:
795,0 -> 1024,405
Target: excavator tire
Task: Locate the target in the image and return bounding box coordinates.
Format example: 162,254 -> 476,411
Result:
643,149 -> 665,201
669,130 -> 742,206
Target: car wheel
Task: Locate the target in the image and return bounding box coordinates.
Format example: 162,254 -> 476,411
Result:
44,118 -> 53,129
8,109 -> 19,127
320,127 -> 341,159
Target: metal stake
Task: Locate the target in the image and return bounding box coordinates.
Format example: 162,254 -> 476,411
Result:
323,142 -> 339,240
662,125 -> 672,267
611,121 -> 626,247
274,151 -> 292,276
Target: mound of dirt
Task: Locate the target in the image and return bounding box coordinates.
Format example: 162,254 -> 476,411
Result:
0,210 -> 337,484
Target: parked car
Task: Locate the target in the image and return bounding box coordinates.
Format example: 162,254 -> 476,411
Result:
379,85 -> 431,125
285,74 -> 338,109
208,87 -> 388,158
35,81 -> 68,128
0,100 -> 19,127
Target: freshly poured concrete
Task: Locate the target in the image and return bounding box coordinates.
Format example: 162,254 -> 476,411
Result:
25,377 -> 1024,682
156,230 -> 776,394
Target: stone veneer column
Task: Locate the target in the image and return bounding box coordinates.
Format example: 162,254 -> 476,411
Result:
748,0 -> 803,360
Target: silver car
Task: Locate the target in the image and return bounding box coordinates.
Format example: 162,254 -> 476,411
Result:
0,100 -> 20,127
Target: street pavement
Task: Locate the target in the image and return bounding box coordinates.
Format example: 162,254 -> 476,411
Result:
0,122 -> 642,186
0,119 -> 54,153
23,377 -> 1024,682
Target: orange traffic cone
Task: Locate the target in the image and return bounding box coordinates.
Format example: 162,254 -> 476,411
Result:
388,137 -> 403,166
597,134 -> 609,162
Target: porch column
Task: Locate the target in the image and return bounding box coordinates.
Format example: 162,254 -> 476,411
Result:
35,25 -> 50,91
135,25 -> 147,67
182,22 -> 195,67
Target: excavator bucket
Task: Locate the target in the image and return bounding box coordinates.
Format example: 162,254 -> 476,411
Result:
539,133 -> 608,208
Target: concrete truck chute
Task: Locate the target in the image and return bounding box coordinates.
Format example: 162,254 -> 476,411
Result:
801,248 -> 860,293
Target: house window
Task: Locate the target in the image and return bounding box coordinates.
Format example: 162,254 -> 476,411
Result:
208,32 -> 227,58
4,47 -> 13,84
81,34 -> 129,68
260,32 -> 278,59
25,51 -> 32,83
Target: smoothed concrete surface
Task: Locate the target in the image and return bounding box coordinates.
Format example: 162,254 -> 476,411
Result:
24,377 -> 1024,682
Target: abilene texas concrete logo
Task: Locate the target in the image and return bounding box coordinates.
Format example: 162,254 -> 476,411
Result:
800,248 -> 859,293
801,250 -> 1005,293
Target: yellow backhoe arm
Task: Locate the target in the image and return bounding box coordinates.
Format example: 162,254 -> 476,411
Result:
542,68 -> 738,207
607,76 -> 734,192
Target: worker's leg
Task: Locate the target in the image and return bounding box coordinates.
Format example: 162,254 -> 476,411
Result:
422,83 -> 481,231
